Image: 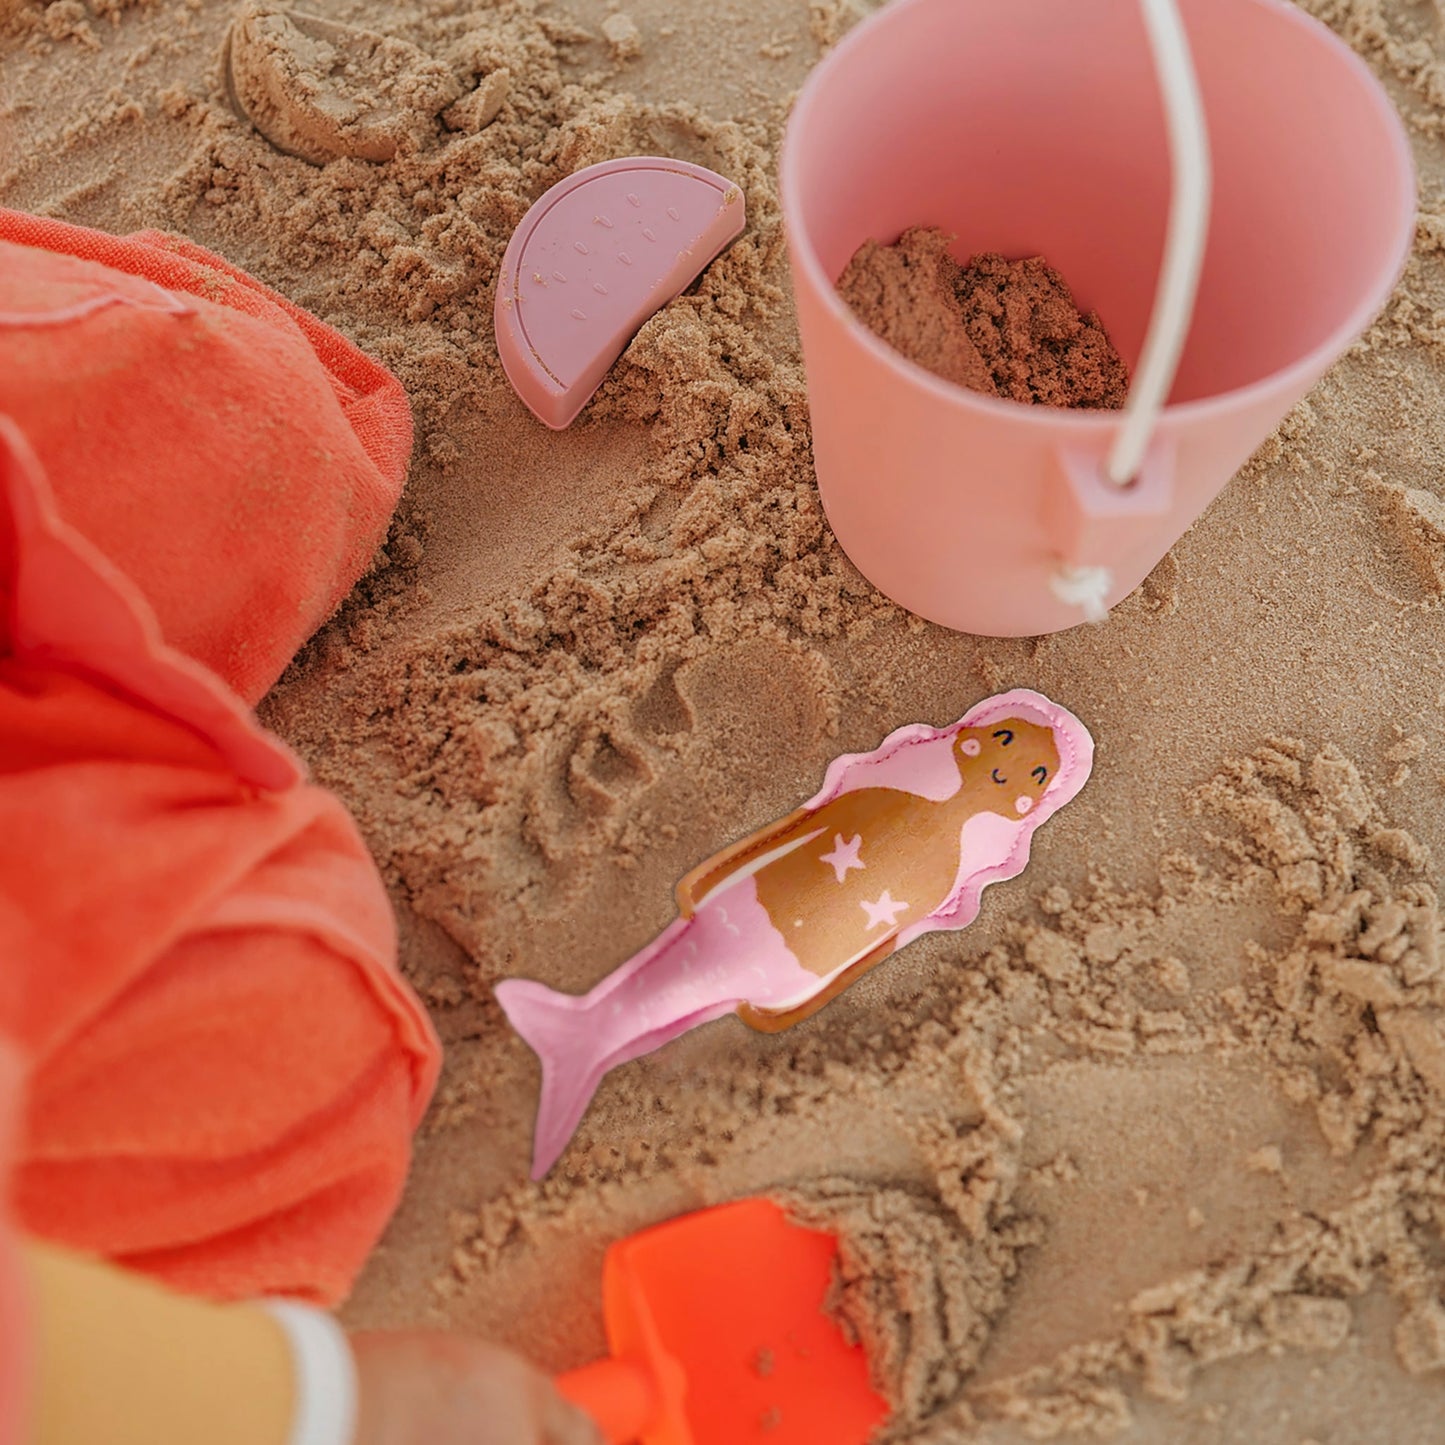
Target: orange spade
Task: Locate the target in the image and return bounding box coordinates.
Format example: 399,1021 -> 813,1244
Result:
554,1198 -> 889,1445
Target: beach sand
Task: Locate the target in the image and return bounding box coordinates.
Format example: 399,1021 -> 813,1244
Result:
6,0 -> 1445,1437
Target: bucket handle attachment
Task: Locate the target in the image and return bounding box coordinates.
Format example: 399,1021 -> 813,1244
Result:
1051,0 -> 1212,620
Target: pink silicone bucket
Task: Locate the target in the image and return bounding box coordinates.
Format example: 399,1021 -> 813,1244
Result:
781,0 -> 1416,636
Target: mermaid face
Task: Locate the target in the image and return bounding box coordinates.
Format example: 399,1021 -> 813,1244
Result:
954,718 -> 1061,817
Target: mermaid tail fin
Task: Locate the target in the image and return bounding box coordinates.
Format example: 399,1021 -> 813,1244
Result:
497,911 -> 783,1175
494,979 -> 608,1180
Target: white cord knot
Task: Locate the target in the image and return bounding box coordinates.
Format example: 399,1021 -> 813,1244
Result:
1050,564 -> 1114,625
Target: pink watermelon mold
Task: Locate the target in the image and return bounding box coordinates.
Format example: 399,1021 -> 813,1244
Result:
494,156 -> 746,429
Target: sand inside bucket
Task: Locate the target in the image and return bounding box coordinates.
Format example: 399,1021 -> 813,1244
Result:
837,226 -> 1130,409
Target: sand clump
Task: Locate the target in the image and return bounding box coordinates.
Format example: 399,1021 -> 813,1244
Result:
837,226 -> 1130,408
8,0 -> 1445,1441
224,3 -> 463,163
441,64 -> 510,133
782,1166 -> 1038,1435
1371,471 -> 1445,594
599,10 -> 640,61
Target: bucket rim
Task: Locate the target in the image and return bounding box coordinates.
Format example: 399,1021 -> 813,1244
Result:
779,0 -> 1419,437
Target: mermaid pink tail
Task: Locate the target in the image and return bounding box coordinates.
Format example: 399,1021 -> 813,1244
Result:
497,879 -> 813,1177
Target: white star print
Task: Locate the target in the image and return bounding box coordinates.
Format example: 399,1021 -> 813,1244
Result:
820,832 -> 865,883
860,890 -> 908,931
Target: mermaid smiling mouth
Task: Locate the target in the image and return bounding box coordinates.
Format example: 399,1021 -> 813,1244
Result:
991,768 -> 1006,783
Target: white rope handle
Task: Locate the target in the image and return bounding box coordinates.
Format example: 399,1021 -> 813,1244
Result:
1105,0 -> 1211,486
1050,564 -> 1113,623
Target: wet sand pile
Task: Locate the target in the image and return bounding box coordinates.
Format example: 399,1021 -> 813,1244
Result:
7,0 -> 1445,1439
837,227 -> 1129,408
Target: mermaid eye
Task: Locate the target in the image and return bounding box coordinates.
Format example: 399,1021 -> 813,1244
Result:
993,729 -> 1014,745
1032,766 -> 1048,785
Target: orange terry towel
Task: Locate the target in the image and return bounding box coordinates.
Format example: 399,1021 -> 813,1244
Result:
0,208 -> 412,704
0,403 -> 440,1306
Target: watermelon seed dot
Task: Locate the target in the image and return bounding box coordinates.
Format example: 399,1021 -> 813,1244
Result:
618,252 -> 633,266
573,241 -> 590,255
642,227 -> 656,242
571,308 -> 587,321
666,206 -> 680,221
593,283 -> 608,295
595,214 -> 614,228
552,270 -> 567,283
626,193 -> 641,207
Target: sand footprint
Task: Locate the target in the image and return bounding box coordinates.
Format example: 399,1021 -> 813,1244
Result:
223,1 -> 461,164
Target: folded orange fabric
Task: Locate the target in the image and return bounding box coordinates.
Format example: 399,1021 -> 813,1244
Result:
0,208 -> 413,705
0,414 -> 441,1307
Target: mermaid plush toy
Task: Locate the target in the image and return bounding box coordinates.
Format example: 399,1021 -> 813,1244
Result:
497,688 -> 1094,1176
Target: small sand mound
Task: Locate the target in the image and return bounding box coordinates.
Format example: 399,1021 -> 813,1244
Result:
224,2 -> 460,164
1374,475 -> 1445,593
